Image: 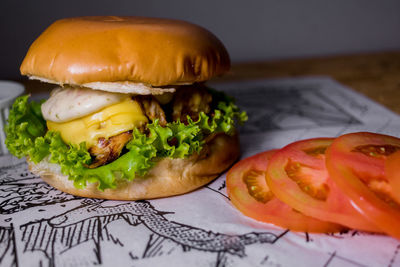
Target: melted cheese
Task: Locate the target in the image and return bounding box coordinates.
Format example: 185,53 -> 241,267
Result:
47,98 -> 148,147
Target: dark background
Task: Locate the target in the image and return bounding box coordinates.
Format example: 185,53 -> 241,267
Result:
1,0 -> 400,80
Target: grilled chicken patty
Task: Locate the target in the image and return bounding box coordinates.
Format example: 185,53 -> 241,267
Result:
88,86 -> 213,167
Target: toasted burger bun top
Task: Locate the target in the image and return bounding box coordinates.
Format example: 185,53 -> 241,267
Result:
20,16 -> 230,92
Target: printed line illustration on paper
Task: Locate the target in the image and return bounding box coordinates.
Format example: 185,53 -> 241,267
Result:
0,224 -> 17,267
224,85 -> 362,133
0,161 -> 78,214
20,200 -> 286,266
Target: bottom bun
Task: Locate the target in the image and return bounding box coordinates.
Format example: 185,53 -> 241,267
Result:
28,133 -> 240,200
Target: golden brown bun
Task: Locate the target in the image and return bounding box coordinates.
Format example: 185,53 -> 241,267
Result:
28,133 -> 239,200
20,16 -> 230,88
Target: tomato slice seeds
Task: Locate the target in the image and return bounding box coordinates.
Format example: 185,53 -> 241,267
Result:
385,151 -> 400,204
266,138 -> 380,232
226,131 -> 400,240
226,150 -> 344,233
326,132 -> 400,239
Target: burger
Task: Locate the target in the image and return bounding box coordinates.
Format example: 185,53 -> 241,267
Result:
5,16 -> 247,200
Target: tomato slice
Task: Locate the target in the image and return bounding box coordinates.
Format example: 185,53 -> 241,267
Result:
326,132 -> 400,238
386,151 -> 400,203
226,150 -> 344,233
265,138 -> 380,232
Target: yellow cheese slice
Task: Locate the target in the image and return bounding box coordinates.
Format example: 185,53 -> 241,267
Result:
47,98 -> 148,147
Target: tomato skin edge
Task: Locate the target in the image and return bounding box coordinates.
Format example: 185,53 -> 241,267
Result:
385,150 -> 400,203
325,132 -> 400,239
226,150 -> 345,234
265,138 -> 380,232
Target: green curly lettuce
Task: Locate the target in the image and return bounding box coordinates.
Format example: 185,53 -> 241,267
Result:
5,95 -> 47,161
5,93 -> 247,190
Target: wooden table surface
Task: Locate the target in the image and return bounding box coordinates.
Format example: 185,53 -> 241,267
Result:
213,51 -> 400,114
24,51 -> 400,114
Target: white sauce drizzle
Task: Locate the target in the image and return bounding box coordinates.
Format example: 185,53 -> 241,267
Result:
41,87 -> 127,122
